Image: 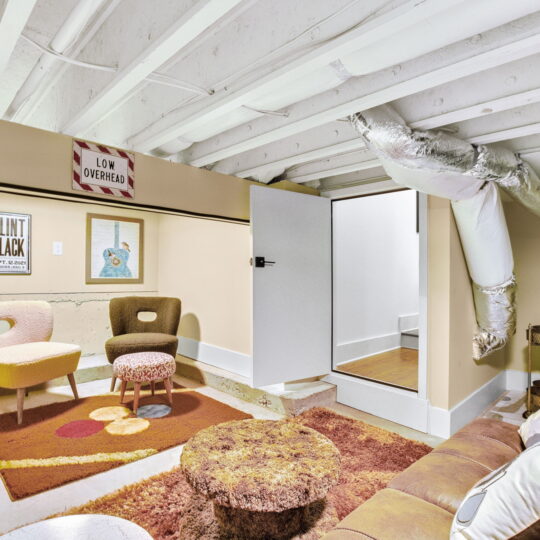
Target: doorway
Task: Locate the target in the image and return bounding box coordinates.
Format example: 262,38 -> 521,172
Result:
326,188 -> 429,431
332,189 -> 420,391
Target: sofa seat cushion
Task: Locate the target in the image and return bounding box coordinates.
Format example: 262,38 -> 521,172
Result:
323,488 -> 454,540
105,333 -> 178,363
388,452 -> 491,514
0,342 -> 81,388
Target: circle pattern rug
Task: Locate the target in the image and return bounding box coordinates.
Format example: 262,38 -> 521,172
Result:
0,388 -> 252,500
137,404 -> 172,419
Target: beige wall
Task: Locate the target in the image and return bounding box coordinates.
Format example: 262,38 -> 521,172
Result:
0,120 -> 316,222
0,192 -> 160,353
158,215 -> 251,355
504,201 -> 540,373
427,196 -> 505,409
0,192 -> 252,358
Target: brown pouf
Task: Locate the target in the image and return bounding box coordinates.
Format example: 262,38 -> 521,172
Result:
180,419 -> 341,539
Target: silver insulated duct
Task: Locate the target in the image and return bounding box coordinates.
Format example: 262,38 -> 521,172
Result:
350,105 -> 526,360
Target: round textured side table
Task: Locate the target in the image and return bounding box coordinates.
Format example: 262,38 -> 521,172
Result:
180,419 -> 341,539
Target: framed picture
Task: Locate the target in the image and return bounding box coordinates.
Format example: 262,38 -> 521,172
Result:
86,214 -> 144,284
0,212 -> 31,275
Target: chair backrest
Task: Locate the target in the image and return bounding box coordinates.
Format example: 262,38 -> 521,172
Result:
109,296 -> 181,336
0,301 -> 53,347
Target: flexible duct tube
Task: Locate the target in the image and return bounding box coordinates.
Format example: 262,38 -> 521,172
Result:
351,105 -> 516,360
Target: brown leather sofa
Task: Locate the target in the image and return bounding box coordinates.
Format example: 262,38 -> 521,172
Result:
322,418 -> 524,539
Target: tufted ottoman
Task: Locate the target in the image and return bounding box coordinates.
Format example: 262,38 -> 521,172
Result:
112,351 -> 176,414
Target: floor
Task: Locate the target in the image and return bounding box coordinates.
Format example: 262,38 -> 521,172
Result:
336,348 -> 419,391
0,373 -> 439,535
0,370 -> 441,534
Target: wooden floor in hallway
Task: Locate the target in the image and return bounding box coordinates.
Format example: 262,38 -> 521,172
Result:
336,347 -> 418,391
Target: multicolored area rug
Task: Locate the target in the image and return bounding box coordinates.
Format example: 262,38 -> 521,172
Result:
0,387 -> 251,500
60,408 -> 432,540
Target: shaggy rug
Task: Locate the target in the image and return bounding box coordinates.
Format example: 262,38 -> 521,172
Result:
59,407 -> 432,539
0,386 -> 251,500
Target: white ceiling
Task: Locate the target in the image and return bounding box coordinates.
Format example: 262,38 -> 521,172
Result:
1,0 -> 540,194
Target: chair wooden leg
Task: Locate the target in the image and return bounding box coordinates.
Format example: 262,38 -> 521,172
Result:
17,388 -> 25,425
67,373 -> 79,400
163,378 -> 173,406
110,376 -> 117,392
151,380 -> 155,396
133,382 -> 141,414
119,380 -> 127,403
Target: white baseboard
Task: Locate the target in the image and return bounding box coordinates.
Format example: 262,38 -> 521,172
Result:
505,369 -> 540,391
335,333 -> 400,365
399,313 -> 419,332
428,370 -> 506,439
324,372 -> 429,432
178,337 -> 251,379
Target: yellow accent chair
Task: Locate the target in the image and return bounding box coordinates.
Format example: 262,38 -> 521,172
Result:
0,301 -> 81,424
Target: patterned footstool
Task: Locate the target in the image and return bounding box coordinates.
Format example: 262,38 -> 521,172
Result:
112,352 -> 176,414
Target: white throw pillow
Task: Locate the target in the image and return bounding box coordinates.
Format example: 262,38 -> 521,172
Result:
450,443 -> 540,540
519,409 -> 540,448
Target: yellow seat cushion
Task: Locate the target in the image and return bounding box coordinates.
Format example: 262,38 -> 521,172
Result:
0,342 -> 81,389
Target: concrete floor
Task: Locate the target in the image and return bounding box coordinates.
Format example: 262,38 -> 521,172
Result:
0,373 -> 441,534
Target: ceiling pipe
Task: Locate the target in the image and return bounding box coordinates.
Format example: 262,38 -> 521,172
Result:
4,0 -> 108,120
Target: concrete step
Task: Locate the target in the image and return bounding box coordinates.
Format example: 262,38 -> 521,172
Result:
175,355 -> 336,417
401,329 -> 419,350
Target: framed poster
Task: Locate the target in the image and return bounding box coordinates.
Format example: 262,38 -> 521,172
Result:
73,139 -> 135,199
86,214 -> 144,284
0,212 -> 31,275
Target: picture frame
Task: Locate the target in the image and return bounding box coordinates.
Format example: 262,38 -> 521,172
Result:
86,213 -> 144,284
0,212 -> 31,275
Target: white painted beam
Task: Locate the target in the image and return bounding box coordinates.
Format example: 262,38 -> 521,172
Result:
128,0 -> 467,152
185,17 -> 540,167
4,0 -> 107,119
289,122 -> 540,184
468,122 -> 540,145
288,158 -> 382,184
62,0 -> 245,136
12,0 -> 122,124
0,0 -> 37,77
236,139 -> 366,179
410,88 -> 540,131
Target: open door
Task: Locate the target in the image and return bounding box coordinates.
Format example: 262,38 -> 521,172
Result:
251,186 -> 331,387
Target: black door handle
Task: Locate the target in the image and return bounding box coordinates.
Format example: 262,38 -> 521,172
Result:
255,256 -> 275,268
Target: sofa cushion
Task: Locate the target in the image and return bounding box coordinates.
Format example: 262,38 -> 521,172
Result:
388,452 -> 491,514
519,409 -> 540,448
454,417 -> 522,454
323,488 -> 454,540
451,443 -> 540,539
0,342 -> 81,388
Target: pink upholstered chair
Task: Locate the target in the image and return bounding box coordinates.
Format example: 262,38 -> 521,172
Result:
0,301 -> 81,424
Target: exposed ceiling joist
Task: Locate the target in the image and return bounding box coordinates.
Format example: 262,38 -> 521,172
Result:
410,88 -> 540,131
12,0 -> 122,124
288,158 -> 381,184
3,0 -> 108,120
62,0 -> 246,136
469,122 -> 540,145
291,123 -> 540,184
235,139 -> 365,179
127,0 -> 467,152
0,0 -> 37,79
185,19 -> 540,167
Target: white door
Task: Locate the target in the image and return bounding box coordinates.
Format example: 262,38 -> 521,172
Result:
251,186 -> 331,387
